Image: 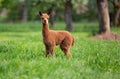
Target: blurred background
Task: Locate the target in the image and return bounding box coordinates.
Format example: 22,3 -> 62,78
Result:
0,0 -> 119,27
0,0 -> 120,34
0,0 -> 96,22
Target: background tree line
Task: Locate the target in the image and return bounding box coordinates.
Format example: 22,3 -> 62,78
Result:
0,0 -> 120,31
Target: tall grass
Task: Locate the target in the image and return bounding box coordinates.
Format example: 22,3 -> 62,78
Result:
0,22 -> 120,79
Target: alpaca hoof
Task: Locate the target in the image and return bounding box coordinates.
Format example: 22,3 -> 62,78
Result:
66,53 -> 72,58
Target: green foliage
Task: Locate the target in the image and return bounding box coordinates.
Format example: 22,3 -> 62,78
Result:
0,22 -> 120,79
0,0 -> 98,22
0,0 -> 3,7
0,0 -> 113,22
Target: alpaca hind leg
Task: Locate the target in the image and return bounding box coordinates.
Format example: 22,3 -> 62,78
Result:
60,45 -> 72,57
65,47 -> 72,57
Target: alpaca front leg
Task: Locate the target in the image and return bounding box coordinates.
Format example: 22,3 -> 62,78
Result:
45,49 -> 49,57
50,46 -> 55,56
45,45 -> 50,57
45,45 -> 55,57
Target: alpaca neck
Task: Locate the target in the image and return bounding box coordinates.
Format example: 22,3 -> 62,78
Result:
42,23 -> 49,37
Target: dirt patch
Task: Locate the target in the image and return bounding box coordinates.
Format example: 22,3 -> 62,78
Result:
92,32 -> 120,41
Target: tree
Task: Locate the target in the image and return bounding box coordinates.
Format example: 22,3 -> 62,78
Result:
20,0 -> 28,22
93,0 -> 120,40
111,0 -> 120,26
0,0 -> 29,22
47,2 -> 56,27
97,0 -> 110,34
64,0 -> 73,31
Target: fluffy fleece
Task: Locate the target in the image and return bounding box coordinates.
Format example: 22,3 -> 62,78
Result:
39,11 -> 74,57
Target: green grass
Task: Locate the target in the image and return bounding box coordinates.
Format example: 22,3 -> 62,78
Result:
0,22 -> 120,79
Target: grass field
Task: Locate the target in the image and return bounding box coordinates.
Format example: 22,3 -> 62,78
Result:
0,22 -> 120,79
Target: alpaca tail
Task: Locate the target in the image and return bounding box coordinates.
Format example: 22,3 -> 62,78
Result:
72,36 -> 74,46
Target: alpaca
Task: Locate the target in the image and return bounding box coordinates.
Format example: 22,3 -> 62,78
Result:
39,11 -> 74,57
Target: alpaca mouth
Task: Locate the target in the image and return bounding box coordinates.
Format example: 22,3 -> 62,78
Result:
42,19 -> 48,24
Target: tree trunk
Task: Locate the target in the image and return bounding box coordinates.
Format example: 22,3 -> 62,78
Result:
49,10 -> 56,27
64,0 -> 73,31
113,1 -> 120,26
114,8 -> 120,26
48,3 -> 56,27
97,0 -> 110,34
21,0 -> 28,22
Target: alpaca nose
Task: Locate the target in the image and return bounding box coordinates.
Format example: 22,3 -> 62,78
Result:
43,19 -> 46,22
42,18 -> 46,21
42,19 -> 46,23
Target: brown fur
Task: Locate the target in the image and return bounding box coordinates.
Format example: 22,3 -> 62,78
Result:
39,11 -> 74,57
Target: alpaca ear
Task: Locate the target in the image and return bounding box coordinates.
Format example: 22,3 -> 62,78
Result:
39,11 -> 42,16
47,11 -> 51,16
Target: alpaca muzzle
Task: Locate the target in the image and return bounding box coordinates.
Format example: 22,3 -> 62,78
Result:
42,18 -> 48,24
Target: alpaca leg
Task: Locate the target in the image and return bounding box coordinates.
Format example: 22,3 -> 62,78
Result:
45,49 -> 49,57
45,50 -> 49,57
45,45 -> 50,57
64,47 -> 72,57
60,44 -> 72,57
66,48 -> 72,57
45,45 -> 55,57
50,46 -> 55,56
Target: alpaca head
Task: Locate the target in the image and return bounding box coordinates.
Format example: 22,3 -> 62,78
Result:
39,11 -> 50,24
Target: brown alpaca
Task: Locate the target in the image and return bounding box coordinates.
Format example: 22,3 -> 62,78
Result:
39,11 -> 74,57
